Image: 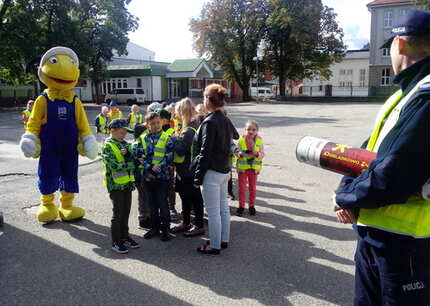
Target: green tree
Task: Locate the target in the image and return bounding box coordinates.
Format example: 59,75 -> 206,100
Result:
190,0 -> 267,101
415,0 -> 430,9
0,0 -> 137,102
265,0 -> 345,97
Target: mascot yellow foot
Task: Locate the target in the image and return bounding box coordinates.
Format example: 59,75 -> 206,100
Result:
58,191 -> 85,221
37,194 -> 59,223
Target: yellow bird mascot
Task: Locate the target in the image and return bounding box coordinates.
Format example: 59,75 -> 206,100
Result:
19,46 -> 98,223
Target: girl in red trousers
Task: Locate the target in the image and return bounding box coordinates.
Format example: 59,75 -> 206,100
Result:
236,120 -> 264,216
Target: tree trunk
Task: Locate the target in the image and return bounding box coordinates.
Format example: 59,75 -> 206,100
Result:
242,83 -> 251,101
94,79 -> 101,104
279,74 -> 286,97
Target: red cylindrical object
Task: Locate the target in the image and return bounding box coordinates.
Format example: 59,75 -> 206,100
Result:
296,136 -> 377,177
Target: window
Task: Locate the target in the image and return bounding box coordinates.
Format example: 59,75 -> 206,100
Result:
340,69 -> 346,75
102,82 -> 106,94
107,82 -> 111,93
136,89 -> 145,95
258,89 -> 265,94
123,79 -> 127,88
360,69 -> 366,87
384,11 -> 392,28
117,79 -> 122,89
137,78 -> 142,88
346,81 -> 353,87
339,81 -> 345,87
116,89 -> 133,94
399,9 -> 409,17
382,48 -> 390,57
347,69 -> 353,76
112,81 -> 116,89
381,68 -> 390,86
319,85 -> 323,92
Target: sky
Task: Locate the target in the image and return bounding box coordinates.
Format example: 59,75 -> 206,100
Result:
127,0 -> 371,63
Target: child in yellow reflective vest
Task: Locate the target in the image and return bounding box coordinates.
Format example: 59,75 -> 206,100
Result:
101,118 -> 139,254
21,100 -> 34,129
236,120 -> 265,216
127,104 -> 143,129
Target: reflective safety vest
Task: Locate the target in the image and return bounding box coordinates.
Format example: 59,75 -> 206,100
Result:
173,126 -> 197,164
236,136 -> 263,171
108,110 -> 123,120
140,131 -> 169,165
358,74 -> 430,238
96,114 -> 109,134
22,109 -> 31,127
164,127 -> 176,138
102,142 -> 135,185
129,113 -> 143,128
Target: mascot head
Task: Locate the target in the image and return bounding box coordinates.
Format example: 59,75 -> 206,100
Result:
38,46 -> 80,90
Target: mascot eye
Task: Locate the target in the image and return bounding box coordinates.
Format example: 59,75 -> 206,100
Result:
49,56 -> 58,64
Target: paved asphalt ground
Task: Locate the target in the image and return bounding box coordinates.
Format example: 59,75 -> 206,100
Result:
0,101 -> 381,305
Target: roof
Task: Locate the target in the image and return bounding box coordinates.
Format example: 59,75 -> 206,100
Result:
367,0 -> 413,7
107,63 -> 169,77
167,59 -> 204,72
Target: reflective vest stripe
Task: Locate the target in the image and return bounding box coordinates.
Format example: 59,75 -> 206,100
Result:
102,142 -> 135,185
97,115 -> 109,134
358,74 -> 430,238
236,137 -> 263,171
173,126 -> 197,164
140,132 -> 169,165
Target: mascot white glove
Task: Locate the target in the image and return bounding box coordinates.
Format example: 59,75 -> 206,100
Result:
19,133 -> 37,158
422,178 -> 430,200
82,135 -> 99,160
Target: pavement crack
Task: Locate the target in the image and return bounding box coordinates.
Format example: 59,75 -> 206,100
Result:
0,172 -> 33,178
22,203 -> 39,210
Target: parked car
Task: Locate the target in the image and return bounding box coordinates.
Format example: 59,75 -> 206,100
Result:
251,87 -> 275,99
105,88 -> 146,105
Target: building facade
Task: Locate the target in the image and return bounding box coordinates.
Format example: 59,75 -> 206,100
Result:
302,50 -> 370,97
367,0 -> 414,95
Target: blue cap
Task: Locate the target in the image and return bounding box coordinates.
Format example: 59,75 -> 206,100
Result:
109,100 -> 117,107
108,118 -> 133,132
380,10 -> 430,49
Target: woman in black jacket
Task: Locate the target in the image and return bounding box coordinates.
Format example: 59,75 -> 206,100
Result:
171,98 -> 205,237
192,84 -> 234,255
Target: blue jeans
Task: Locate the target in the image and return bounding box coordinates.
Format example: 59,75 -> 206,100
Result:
201,170 -> 230,249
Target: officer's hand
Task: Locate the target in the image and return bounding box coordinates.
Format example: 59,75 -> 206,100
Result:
138,158 -> 145,164
152,165 -> 161,173
120,148 -> 127,156
332,193 -> 357,224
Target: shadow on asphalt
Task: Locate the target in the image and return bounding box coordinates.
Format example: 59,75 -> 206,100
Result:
0,224 -> 191,306
6,203 -> 357,305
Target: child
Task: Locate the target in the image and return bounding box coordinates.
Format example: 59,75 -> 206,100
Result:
134,112 -> 175,241
155,108 -> 178,221
95,106 -> 110,142
101,118 -> 139,254
127,104 -> 143,129
236,120 -> 265,216
21,100 -> 34,129
108,100 -> 123,120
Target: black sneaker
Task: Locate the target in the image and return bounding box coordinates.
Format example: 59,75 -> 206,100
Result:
112,242 -> 128,254
249,207 -> 256,216
138,219 -> 151,230
236,207 -> 244,216
183,225 -> 205,237
144,229 -> 159,239
160,231 -> 173,242
123,237 -> 140,249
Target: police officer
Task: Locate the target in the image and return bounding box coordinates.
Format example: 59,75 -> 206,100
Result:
333,10 -> 430,305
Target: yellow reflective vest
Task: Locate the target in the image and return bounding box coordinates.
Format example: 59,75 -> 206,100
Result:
358,74 -> 430,238
236,136 -> 263,171
173,126 -> 197,164
140,131 -> 169,165
96,114 -> 109,134
22,109 -> 31,128
129,113 -> 143,128
102,142 -> 135,185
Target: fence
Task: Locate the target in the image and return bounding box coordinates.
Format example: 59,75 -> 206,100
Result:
301,86 -> 369,97
0,87 -> 35,107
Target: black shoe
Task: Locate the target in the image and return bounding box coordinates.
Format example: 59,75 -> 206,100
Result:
249,207 -> 256,216
111,242 -> 128,254
183,225 -> 205,237
229,193 -> 236,201
144,229 -> 159,239
123,237 -> 140,249
197,244 -> 220,255
138,219 -> 151,230
160,231 -> 173,242
236,207 -> 244,216
206,240 -> 228,249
